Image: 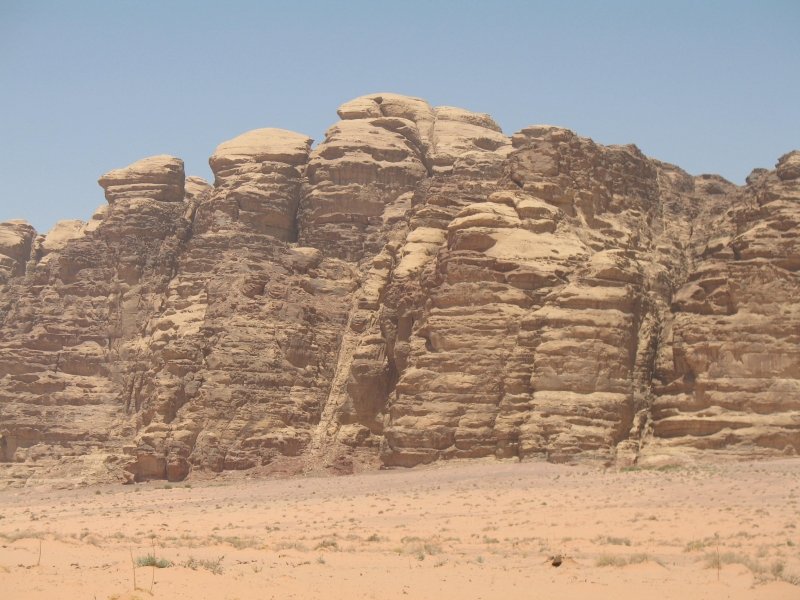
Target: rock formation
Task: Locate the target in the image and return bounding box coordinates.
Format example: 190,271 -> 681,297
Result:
0,93 -> 798,488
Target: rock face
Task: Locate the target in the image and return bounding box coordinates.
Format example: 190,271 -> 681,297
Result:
646,153 -> 800,463
1,93 -> 798,488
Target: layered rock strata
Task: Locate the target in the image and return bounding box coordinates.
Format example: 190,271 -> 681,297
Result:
0,94 -> 798,488
645,152 -> 800,463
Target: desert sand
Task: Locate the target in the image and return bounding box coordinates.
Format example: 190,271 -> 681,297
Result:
1,459 -> 798,599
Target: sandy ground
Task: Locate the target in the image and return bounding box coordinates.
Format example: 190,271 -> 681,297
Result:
1,458 -> 799,599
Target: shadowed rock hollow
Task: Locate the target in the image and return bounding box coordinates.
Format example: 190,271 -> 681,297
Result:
1,93 -> 799,487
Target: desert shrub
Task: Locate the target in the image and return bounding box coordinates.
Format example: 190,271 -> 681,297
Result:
685,540 -> 706,552
423,542 -> 441,555
770,560 -> 785,578
136,554 -> 172,568
181,555 -> 223,575
704,551 -> 765,574
315,539 -> 338,550
594,535 -> 631,546
0,530 -> 48,542
596,553 -> 627,567
210,535 -> 258,550
606,537 -> 631,546
273,541 -> 308,552
778,569 -> 800,585
629,553 -> 664,566
405,541 -> 441,558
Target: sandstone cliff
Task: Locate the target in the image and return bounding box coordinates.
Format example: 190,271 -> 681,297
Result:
0,94 -> 798,488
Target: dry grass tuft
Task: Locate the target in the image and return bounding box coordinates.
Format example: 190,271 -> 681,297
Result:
596,553 -> 627,567
0,529 -> 49,542
181,555 -> 224,575
684,540 -> 706,552
315,539 -> 338,551
596,552 -> 664,567
594,536 -> 631,546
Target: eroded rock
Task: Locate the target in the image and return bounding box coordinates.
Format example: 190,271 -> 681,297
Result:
1,93 -> 798,488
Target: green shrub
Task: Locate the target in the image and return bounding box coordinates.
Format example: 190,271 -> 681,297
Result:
136,554 -> 172,568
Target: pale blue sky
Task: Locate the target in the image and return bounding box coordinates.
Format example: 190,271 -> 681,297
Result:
1,0 -> 798,233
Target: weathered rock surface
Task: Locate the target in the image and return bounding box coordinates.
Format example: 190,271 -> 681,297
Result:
98,154 -> 186,204
644,155 -> 800,464
0,220 -> 36,282
1,93 -> 798,488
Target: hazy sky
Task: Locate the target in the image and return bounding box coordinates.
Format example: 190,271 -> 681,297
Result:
1,0 -> 798,233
